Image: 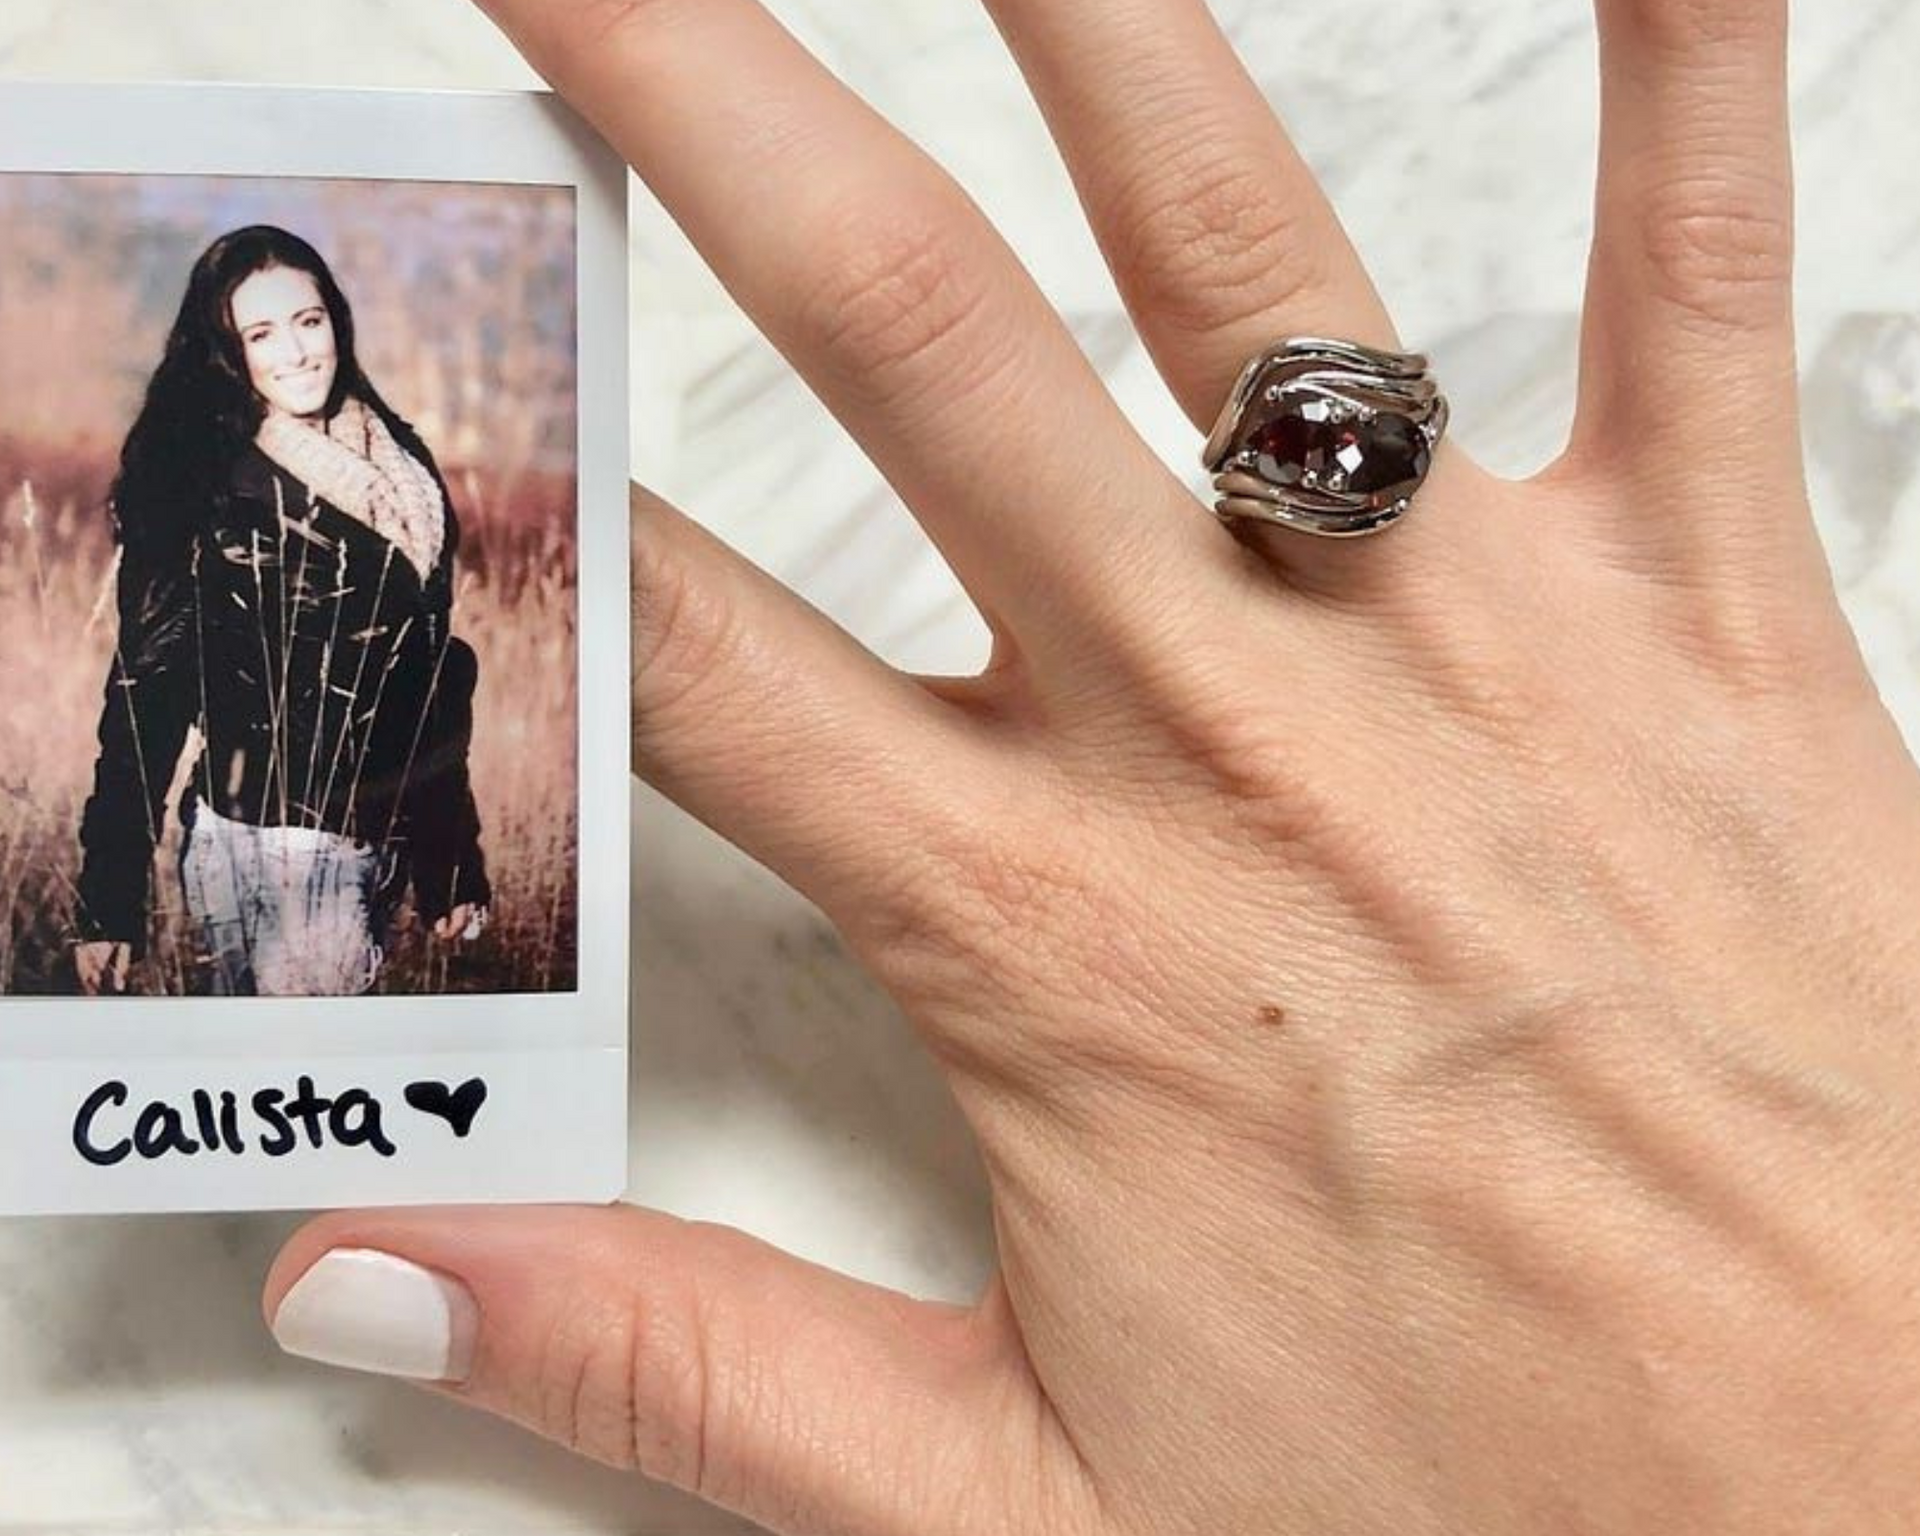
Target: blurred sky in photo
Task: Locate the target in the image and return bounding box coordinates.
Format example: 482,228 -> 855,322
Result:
0,173 -> 577,483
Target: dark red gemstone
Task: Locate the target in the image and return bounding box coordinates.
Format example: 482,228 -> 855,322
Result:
1249,404 -> 1429,501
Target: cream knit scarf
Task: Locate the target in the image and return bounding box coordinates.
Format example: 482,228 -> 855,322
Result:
255,396 -> 447,580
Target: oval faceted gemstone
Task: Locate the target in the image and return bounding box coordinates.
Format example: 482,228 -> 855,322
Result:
1249,399 -> 1430,501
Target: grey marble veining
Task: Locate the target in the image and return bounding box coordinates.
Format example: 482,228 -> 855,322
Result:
0,2 -> 1914,1532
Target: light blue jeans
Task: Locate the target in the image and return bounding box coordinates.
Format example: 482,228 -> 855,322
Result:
179,804 -> 388,996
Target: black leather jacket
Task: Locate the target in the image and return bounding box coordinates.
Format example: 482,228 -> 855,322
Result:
76,442 -> 492,950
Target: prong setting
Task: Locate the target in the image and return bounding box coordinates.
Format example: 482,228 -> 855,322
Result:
1203,338 -> 1446,538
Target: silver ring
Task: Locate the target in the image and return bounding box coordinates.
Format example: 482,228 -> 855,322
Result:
1202,336 -> 1449,538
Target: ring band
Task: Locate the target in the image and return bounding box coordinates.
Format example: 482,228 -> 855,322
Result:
1202,337 -> 1448,538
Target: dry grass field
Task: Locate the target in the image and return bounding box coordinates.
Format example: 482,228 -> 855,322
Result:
0,443 -> 580,995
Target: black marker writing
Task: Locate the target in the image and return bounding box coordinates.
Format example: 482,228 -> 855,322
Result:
73,1075 -> 399,1167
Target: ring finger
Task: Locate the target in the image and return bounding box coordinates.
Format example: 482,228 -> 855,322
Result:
981,0 -> 1495,593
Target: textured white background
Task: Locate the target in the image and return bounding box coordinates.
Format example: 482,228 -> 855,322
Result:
0,2 -> 1915,1531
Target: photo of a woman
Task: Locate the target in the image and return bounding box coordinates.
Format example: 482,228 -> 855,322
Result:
72,225 -> 490,996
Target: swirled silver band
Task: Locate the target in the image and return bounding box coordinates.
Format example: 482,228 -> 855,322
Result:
1202,337 -> 1449,538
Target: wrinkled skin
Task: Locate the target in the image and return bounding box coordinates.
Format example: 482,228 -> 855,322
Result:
266,1 -> 1920,1533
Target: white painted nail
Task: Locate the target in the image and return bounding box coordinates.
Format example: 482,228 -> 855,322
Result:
271,1248 -> 478,1383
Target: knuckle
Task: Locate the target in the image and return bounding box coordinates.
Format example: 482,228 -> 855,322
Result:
1580,497 -> 1862,708
531,1267 -> 714,1491
847,797 -> 1116,1033
1668,588 -> 1858,707
628,507 -> 739,738
1366,588 -> 1571,756
794,197 -> 1011,410
1146,669 -> 1336,839
1143,673 -> 1455,920
1609,0 -> 1785,51
570,0 -> 677,51
861,823 -> 1071,988
1635,182 -> 1795,332
1673,591 -> 1789,685
1112,147 -> 1329,338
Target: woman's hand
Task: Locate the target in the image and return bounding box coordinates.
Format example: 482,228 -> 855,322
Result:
264,1 -> 1920,1533
73,940 -> 131,996
431,903 -> 485,943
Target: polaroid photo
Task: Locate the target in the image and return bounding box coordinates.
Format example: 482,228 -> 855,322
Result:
0,81 -> 629,1215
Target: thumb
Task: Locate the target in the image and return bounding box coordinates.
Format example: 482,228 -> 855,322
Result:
263,1205 -> 1080,1536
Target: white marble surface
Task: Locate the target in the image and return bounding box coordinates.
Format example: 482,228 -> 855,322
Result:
1,1 -> 1916,1531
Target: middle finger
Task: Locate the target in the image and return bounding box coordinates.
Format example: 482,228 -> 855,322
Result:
475,0 -> 1222,669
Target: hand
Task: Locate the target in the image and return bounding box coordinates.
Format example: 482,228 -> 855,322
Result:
431,903 -> 485,943
73,940 -> 131,996
265,2 -> 1920,1533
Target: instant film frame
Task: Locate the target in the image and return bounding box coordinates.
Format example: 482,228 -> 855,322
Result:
0,82 -> 629,1215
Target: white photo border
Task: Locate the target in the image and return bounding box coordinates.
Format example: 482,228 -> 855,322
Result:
0,81 -> 629,1214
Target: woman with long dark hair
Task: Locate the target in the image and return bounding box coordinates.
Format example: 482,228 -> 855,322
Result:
72,225 -> 490,995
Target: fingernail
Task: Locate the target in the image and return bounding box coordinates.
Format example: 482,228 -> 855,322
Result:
271,1248 -> 478,1383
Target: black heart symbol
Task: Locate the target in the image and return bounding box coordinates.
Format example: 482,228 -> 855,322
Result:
404,1077 -> 488,1138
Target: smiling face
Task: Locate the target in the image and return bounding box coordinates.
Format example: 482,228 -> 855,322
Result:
230,264 -> 339,419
